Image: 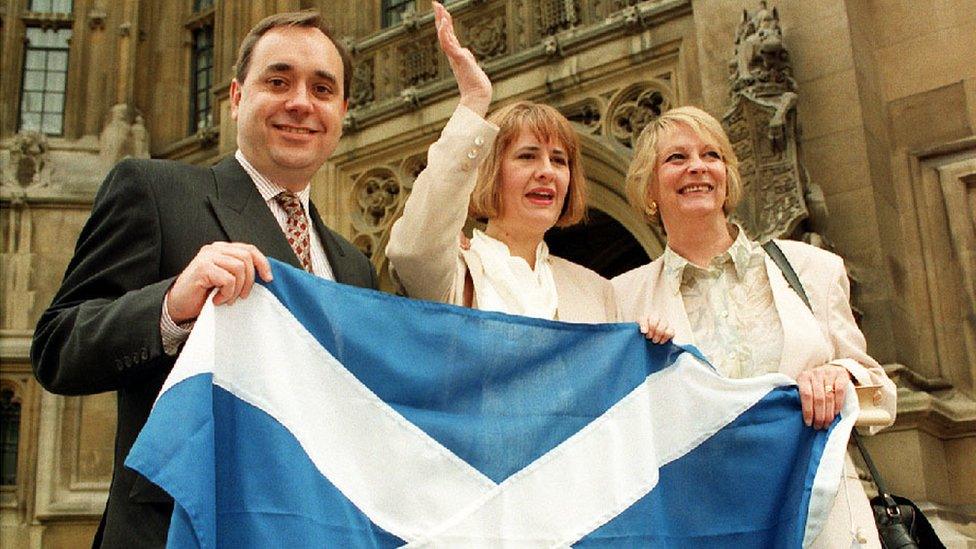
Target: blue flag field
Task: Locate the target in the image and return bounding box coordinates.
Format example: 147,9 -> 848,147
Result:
126,259 -> 856,548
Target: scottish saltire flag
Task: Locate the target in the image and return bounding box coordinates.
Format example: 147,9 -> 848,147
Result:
126,259 -> 857,548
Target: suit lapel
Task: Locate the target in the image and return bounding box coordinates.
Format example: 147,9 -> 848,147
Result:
763,254 -> 831,376
207,157 -> 304,271
658,279 -> 695,349
645,261 -> 695,348
307,201 -> 354,285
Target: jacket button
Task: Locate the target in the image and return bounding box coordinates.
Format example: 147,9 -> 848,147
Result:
141,348 -> 149,360
466,149 -> 478,159
123,356 -> 132,368
474,135 -> 484,146
115,359 -> 124,372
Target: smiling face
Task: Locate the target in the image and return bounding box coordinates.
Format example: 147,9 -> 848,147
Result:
230,26 -> 348,190
491,130 -> 571,237
651,123 -> 729,230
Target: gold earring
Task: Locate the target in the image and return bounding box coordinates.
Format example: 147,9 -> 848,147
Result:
647,200 -> 658,217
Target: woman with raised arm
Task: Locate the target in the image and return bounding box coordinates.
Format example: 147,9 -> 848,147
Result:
387,2 -> 669,339
612,105 -> 896,547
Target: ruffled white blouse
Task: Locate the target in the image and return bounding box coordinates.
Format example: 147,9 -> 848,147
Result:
466,229 -> 559,320
662,228 -> 784,378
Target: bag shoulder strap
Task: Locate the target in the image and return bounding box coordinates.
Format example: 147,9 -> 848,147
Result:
761,240 -> 811,309
760,239 -> 893,497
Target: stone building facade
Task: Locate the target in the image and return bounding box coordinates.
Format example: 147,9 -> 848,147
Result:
1,0 -> 974,546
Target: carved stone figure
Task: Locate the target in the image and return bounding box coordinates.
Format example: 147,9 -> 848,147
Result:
723,1 -> 828,246
350,58 -> 375,109
7,131 -> 50,189
131,115 -> 149,159
99,104 -> 151,167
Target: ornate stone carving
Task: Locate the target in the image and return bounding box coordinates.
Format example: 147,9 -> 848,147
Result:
99,104 -> 151,168
353,168 -> 402,230
729,1 -> 796,100
400,153 -> 428,184
465,14 -> 507,61
724,101 -> 808,242
349,167 -> 407,261
541,35 -> 561,57
608,85 -> 671,149
399,39 -> 439,88
562,99 -> 603,134
723,1 -> 826,245
6,131 -> 50,189
350,57 -> 375,109
352,233 -> 374,259
539,0 -> 579,36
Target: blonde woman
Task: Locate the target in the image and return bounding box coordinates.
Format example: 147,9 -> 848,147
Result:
612,105 -> 896,547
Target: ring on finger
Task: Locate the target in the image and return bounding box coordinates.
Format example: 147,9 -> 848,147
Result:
824,384 -> 834,394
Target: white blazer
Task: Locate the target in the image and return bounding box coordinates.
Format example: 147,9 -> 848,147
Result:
612,238 -> 896,547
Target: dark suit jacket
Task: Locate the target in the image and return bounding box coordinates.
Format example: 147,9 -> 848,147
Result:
31,156 -> 378,548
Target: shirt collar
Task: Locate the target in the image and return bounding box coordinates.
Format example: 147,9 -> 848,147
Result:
661,224 -> 761,294
235,149 -> 311,211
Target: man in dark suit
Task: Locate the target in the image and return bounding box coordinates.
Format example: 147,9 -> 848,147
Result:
31,11 -> 377,548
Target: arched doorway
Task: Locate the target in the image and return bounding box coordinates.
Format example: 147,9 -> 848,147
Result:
545,130 -> 664,278
545,209 -> 649,279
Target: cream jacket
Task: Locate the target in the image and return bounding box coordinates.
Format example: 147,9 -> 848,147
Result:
613,238 -> 896,547
386,105 -> 617,323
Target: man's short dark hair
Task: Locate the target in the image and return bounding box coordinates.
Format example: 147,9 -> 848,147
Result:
234,10 -> 352,100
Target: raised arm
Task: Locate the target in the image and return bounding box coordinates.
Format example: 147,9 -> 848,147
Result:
385,2 -> 498,303
433,1 -> 492,117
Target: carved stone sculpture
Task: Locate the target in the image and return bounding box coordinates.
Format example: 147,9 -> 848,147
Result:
6,131 -> 50,189
723,1 -> 828,246
466,14 -> 507,61
609,86 -> 670,149
99,104 -> 151,168
350,58 -> 375,109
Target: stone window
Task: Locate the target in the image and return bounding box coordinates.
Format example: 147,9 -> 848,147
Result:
18,27 -> 72,135
382,0 -> 414,28
187,2 -> 215,134
0,388 -> 20,486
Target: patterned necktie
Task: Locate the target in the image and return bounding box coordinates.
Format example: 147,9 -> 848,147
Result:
274,191 -> 313,273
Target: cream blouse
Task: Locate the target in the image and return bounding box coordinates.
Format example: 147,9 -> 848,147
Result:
662,229 -> 784,378
467,229 -> 559,320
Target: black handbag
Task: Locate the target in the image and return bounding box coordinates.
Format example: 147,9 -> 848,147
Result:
851,433 -> 944,548
761,240 -> 945,549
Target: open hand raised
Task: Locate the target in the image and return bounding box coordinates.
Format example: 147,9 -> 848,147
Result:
433,1 -> 492,116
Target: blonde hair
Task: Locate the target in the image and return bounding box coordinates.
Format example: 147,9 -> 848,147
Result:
624,105 -> 743,222
469,101 -> 587,227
